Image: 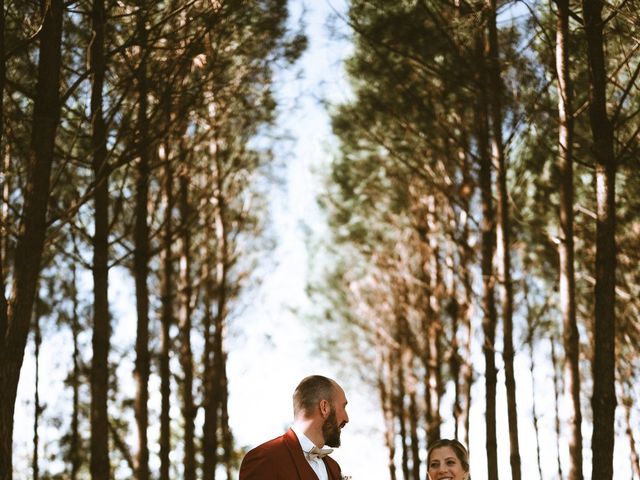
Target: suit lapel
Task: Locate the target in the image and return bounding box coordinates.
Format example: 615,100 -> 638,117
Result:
284,429 -> 320,480
323,458 -> 341,480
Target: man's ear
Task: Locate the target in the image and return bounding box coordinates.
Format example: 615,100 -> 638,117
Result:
320,399 -> 329,418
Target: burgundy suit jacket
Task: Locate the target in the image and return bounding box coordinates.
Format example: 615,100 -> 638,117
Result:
239,428 -> 342,480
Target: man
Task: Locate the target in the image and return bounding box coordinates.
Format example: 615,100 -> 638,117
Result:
239,375 -> 349,480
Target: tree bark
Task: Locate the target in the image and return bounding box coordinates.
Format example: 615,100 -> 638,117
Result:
554,2 -> 584,478
159,160 -> 174,480
582,2 -> 617,479
485,2 -> 521,478
378,352 -> 397,480
0,1 -> 63,478
89,0 -> 111,478
70,262 -> 81,480
133,4 -> 150,479
32,306 -> 42,480
550,337 -> 565,480
474,8 -> 499,477
177,155 -> 196,480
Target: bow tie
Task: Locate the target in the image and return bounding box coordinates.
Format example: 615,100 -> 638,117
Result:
306,446 -> 333,460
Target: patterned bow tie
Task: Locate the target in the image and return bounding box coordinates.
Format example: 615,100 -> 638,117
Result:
306,446 -> 334,460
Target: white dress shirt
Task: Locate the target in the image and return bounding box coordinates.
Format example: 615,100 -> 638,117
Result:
291,425 -> 329,480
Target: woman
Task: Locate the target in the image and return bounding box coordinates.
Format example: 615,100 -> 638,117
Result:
427,438 -> 470,480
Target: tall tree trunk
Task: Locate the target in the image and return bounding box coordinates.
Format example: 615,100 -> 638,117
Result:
582,2 -> 617,479
475,8 -> 499,476
394,338 -> 409,480
524,291 -> 543,480
378,348 -> 397,480
89,0 -> 110,476
33,304 -> 42,480
550,337 -> 565,480
220,359 -> 233,478
202,148 -> 223,478
177,156 -> 196,480
213,150 -> 233,476
407,374 -> 420,480
0,1 -> 63,478
70,262 -> 81,480
554,2 -> 583,478
133,4 -> 150,479
485,2 -> 521,478
202,238 -> 219,479
159,160 -> 174,480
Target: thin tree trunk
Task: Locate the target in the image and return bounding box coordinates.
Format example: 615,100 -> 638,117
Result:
213,149 -> 233,477
394,340 -> 409,480
458,144 -> 474,449
177,156 -> 196,480
407,375 -> 420,480
202,242 -> 219,479
377,344 -> 397,480
70,262 -> 81,480
524,290 -> 543,480
220,358 -> 233,479
159,160 -> 174,480
0,1 -> 63,478
554,3 -> 584,479
550,337 -> 565,480
485,2 -> 521,478
582,2 -> 617,479
89,0 -> 110,475
475,8 -> 499,475
133,4 -> 150,479
33,306 -> 42,480
159,311 -> 171,480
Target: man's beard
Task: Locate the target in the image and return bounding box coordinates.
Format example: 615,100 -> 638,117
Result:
322,407 -> 341,447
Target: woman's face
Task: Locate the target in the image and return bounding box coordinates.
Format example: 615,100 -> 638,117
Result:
427,446 -> 469,480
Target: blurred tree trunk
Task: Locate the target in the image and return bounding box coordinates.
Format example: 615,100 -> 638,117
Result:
32,303 -> 42,480
377,347 -> 397,480
159,155 -> 175,480
524,289 -> 543,480
485,1 -> 521,478
550,337 -> 565,480
202,241 -> 219,479
177,151 -> 196,480
70,262 -> 81,480
474,6 -> 499,476
582,2 -> 617,478
407,373 -> 420,480
133,3 -> 150,479
0,0 -> 63,478
393,324 -> 409,480
220,360 -> 233,478
554,2 -> 583,478
213,148 -> 233,477
89,0 -> 110,476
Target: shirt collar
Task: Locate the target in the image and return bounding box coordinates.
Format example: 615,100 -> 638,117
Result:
291,424 -> 317,454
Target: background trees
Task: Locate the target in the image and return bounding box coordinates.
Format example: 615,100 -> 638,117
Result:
320,0 -> 639,479
1,1 -> 303,479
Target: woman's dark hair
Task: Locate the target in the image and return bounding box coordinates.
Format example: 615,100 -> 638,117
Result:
292,375 -> 335,416
427,438 -> 470,474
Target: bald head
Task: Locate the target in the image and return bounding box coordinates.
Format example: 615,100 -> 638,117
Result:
292,375 -> 336,418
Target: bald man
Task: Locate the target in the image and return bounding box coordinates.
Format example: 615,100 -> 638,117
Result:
239,375 -> 349,480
